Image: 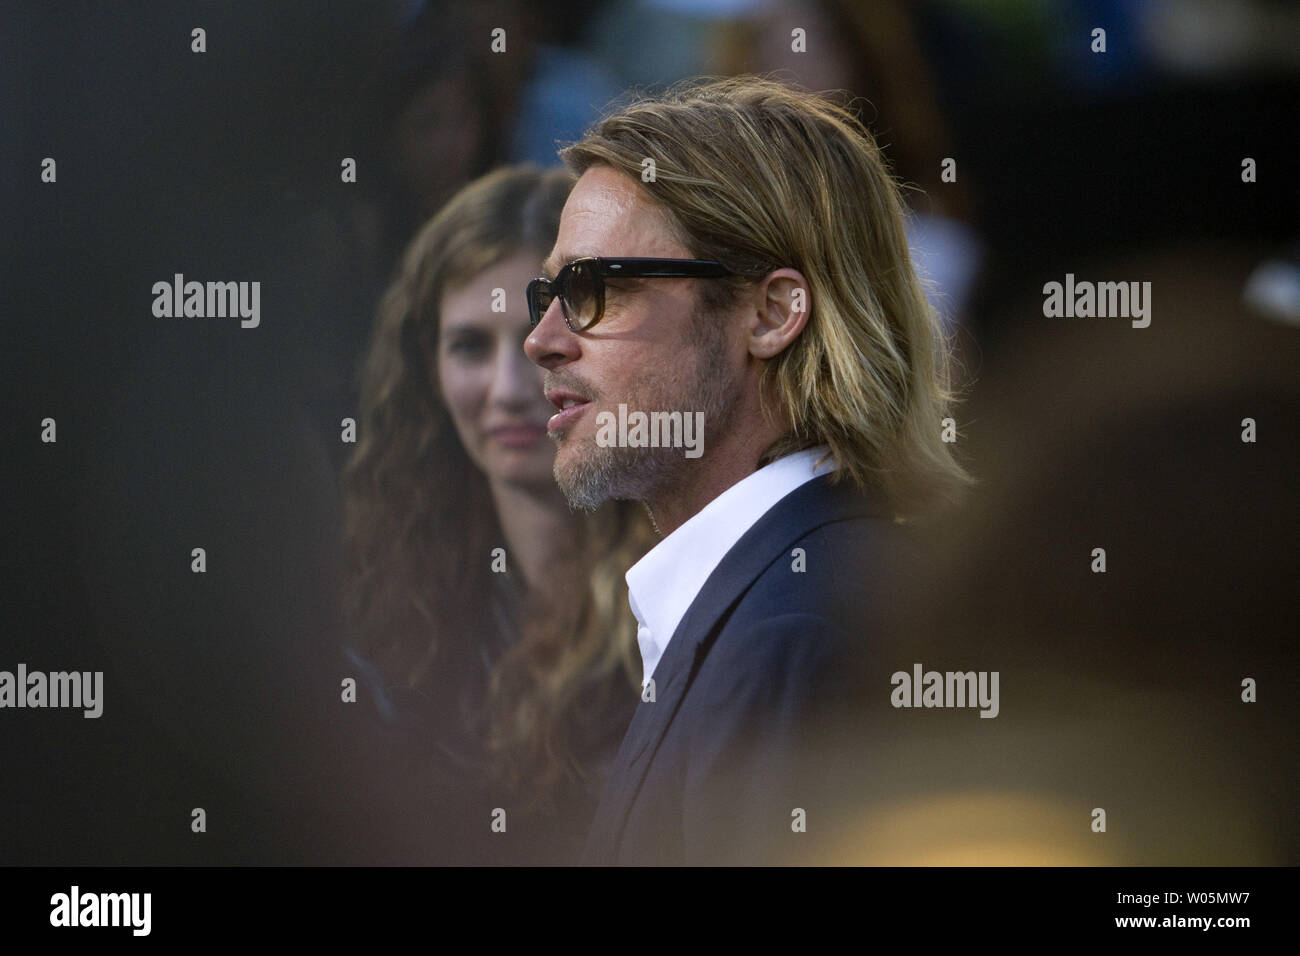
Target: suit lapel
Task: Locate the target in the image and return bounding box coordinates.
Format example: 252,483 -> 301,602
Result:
585,472 -> 884,862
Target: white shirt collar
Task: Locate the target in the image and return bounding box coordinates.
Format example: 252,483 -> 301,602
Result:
625,445 -> 837,686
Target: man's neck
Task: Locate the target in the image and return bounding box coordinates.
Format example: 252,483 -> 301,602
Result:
642,433 -> 777,537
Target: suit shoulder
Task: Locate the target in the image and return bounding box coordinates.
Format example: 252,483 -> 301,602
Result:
694,611 -> 851,708
731,514 -> 900,631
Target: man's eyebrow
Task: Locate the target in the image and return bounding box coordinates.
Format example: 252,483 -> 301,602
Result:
540,252 -> 594,279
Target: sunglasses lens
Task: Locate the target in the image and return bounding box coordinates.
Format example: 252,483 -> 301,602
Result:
528,279 -> 553,328
564,261 -> 600,330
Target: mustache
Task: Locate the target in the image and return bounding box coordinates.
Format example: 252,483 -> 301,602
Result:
543,372 -> 597,401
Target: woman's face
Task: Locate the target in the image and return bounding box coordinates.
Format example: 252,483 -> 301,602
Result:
438,250 -> 556,489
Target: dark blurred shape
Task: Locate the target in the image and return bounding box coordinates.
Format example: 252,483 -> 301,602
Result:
805,239 -> 1299,863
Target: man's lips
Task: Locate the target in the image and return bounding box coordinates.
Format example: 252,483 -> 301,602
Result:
544,389 -> 592,432
546,401 -> 591,432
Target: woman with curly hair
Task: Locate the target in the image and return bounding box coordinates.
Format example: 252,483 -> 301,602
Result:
340,164 -> 654,864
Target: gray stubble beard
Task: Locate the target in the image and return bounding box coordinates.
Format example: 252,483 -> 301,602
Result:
553,304 -> 736,513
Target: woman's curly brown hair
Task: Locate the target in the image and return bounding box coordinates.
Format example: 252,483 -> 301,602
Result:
341,164 -> 654,811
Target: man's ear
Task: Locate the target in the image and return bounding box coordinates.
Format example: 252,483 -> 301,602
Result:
746,268 -> 811,360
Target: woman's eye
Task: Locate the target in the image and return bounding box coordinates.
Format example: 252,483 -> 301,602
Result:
447,333 -> 490,359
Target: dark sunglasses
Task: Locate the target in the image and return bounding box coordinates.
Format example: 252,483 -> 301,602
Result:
527,257 -> 733,332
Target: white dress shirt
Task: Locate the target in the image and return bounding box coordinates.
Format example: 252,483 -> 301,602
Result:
626,445 -> 838,686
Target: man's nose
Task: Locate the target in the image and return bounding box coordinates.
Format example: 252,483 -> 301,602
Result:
524,297 -> 579,370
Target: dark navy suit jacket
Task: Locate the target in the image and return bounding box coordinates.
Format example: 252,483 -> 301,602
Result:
582,471 -> 899,865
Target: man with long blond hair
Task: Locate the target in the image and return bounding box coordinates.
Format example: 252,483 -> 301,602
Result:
524,75 -> 969,864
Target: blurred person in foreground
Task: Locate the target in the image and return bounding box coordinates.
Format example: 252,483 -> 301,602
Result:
524,75 -> 970,864
808,243 -> 1299,865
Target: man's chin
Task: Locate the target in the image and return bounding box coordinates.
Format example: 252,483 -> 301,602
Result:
553,442 -> 630,512
556,480 -> 610,513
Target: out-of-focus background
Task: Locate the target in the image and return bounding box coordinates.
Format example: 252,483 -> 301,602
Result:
2,0 -> 1296,864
